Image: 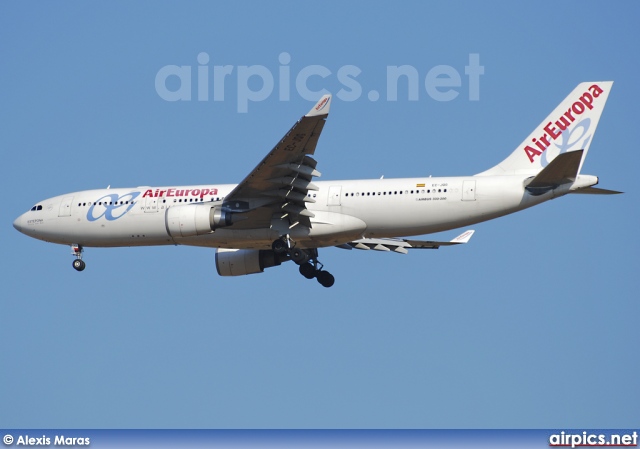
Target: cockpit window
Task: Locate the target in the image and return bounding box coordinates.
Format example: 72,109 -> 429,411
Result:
31,205 -> 43,211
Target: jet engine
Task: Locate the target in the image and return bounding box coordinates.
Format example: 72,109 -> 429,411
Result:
215,248 -> 285,276
165,204 -> 234,238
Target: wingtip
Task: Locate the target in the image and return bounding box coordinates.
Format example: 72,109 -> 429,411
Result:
450,229 -> 475,244
305,94 -> 332,117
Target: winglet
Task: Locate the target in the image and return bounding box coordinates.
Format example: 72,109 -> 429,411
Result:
450,229 -> 475,244
305,94 -> 332,117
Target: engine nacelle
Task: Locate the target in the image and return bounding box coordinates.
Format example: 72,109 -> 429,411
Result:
215,248 -> 284,276
165,204 -> 234,238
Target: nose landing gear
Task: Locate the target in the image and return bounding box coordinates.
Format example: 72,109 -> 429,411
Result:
71,244 -> 85,272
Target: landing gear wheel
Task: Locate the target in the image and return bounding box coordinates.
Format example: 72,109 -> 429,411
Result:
316,270 -> 335,288
272,238 -> 288,254
72,259 -> 86,272
291,248 -> 309,264
299,263 -> 316,279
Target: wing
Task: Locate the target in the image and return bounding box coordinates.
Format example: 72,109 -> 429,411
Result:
337,230 -> 475,254
221,95 -> 331,230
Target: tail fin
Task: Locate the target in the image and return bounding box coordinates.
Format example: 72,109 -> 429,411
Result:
477,82 -> 613,176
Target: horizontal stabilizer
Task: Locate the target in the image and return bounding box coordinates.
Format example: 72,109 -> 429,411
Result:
337,230 -> 475,253
570,186 -> 623,195
525,150 -> 583,195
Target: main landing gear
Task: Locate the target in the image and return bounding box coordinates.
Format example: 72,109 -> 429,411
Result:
71,244 -> 86,272
272,237 -> 335,288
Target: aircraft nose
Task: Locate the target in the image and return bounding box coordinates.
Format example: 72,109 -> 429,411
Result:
13,214 -> 24,233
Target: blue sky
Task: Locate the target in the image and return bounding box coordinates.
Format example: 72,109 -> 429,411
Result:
1,1 -> 638,429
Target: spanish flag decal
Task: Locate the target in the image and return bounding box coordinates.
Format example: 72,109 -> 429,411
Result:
416,183 -> 425,188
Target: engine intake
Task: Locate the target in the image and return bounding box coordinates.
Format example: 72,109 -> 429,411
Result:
215,248 -> 284,276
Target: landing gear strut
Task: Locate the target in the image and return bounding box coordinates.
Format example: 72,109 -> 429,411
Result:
71,244 -> 86,272
274,237 -> 334,287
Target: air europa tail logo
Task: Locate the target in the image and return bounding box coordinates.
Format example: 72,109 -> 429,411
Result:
524,84 -> 604,163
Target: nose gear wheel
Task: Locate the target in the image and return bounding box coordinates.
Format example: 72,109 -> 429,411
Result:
71,244 -> 86,271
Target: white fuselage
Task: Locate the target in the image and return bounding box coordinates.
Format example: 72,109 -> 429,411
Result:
13,174 -> 559,250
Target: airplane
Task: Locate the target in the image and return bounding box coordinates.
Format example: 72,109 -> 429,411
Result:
13,81 -> 621,287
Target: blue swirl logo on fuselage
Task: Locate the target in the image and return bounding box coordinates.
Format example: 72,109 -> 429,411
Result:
87,191 -> 140,221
